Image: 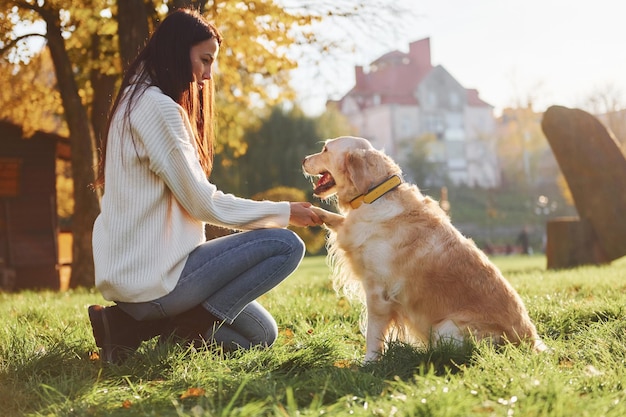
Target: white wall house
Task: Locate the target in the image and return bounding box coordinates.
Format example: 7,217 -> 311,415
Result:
332,38 -> 500,188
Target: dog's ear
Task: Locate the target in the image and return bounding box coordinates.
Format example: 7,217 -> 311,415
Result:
345,149 -> 375,195
345,149 -> 397,195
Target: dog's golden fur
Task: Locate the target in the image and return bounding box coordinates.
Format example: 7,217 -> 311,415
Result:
303,136 -> 545,361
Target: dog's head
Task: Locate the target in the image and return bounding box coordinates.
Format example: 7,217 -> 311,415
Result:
302,136 -> 402,208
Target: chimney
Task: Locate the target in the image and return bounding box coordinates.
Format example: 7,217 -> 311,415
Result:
409,38 -> 432,75
355,66 -> 366,87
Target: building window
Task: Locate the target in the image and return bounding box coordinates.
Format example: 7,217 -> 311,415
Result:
450,92 -> 460,107
428,92 -> 437,107
401,118 -> 411,137
423,114 -> 445,139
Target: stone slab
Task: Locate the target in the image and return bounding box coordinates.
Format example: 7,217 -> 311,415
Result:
541,105 -> 626,262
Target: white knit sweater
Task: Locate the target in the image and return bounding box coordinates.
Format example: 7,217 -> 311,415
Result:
93,85 -> 290,302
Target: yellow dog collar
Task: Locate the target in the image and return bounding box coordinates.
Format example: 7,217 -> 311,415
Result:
350,175 -> 402,209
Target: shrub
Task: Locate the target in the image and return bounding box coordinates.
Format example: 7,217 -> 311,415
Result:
252,186 -> 328,255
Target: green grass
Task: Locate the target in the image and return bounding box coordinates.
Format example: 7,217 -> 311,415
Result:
1,255 -> 626,416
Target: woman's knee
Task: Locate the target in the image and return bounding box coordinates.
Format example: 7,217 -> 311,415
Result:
251,228 -> 305,268
275,228 -> 306,260
267,228 -> 304,248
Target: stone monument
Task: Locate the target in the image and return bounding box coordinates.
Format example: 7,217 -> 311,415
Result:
541,105 -> 626,269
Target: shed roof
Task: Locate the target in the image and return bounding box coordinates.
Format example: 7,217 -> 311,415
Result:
0,120 -> 70,160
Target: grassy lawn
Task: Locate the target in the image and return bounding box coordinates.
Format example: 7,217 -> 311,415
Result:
1,254 -> 625,416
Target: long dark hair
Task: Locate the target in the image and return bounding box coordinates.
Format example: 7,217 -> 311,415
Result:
95,8 -> 222,189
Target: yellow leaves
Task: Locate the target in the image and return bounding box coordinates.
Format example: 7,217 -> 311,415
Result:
333,359 -> 354,369
279,325 -> 322,346
2,0 -> 320,159
281,327 -> 295,345
265,59 -> 279,76
180,387 -> 206,399
0,48 -> 66,135
114,381 -> 203,410
209,0 -> 306,151
56,159 -> 74,217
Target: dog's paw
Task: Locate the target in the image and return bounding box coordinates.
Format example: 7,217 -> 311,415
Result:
310,206 -> 344,229
533,339 -> 552,354
363,351 -> 381,363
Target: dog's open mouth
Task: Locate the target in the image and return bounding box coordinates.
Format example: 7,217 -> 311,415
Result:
313,172 -> 336,195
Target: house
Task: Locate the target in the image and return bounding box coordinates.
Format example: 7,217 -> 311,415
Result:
0,121 -> 69,291
332,38 -> 500,188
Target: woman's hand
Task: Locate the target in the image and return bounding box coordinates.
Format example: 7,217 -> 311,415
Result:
288,202 -> 323,228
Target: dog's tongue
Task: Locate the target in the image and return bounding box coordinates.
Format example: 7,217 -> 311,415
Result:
316,172 -> 332,188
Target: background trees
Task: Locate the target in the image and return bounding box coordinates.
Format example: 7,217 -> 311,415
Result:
217,105 -> 352,198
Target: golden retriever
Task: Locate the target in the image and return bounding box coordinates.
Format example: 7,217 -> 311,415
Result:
302,136 -> 545,361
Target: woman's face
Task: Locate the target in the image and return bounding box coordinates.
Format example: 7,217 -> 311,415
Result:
189,37 -> 219,85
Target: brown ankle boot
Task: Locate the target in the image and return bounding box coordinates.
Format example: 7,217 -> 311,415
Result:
88,304 -> 168,364
160,305 -> 221,348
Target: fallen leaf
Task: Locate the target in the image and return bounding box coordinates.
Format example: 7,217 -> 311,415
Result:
180,387 -> 206,399
334,360 -> 353,369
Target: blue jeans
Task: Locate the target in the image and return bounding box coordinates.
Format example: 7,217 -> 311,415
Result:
117,228 -> 305,350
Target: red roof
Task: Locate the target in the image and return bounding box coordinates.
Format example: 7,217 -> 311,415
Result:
341,38 -> 491,109
350,63 -> 425,105
467,89 -> 491,107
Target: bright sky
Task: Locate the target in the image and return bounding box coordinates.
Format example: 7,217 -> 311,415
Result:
295,0 -> 626,116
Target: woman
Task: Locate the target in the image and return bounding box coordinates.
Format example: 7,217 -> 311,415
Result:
88,8 -> 322,364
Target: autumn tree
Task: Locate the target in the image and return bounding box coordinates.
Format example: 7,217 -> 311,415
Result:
496,106 -> 548,189
0,0 -> 102,288
0,48 -> 64,135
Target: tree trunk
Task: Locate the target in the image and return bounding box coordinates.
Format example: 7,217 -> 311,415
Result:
41,6 -> 100,288
117,0 -> 150,69
90,34 -> 116,151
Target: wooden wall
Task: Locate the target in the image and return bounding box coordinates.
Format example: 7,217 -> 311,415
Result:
1,122 -> 64,290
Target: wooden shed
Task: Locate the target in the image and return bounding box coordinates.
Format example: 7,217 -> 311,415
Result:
0,121 -> 70,291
